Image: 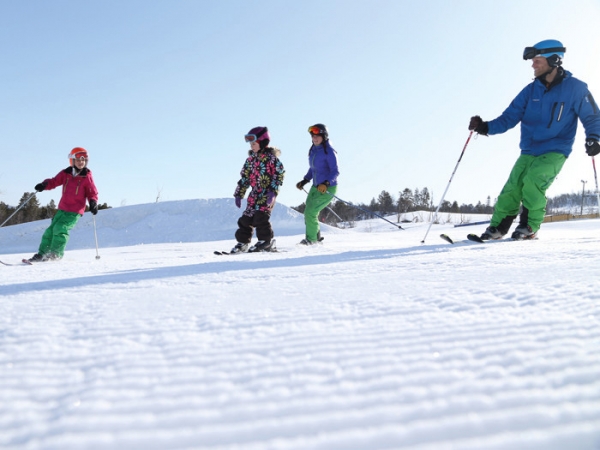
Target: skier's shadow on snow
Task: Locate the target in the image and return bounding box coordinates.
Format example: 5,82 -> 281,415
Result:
0,243 -> 486,295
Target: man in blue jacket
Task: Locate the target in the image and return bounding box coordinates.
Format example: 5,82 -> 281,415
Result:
469,39 -> 600,240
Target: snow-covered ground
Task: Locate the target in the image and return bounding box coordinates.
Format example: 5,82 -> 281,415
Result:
1,199 -> 599,450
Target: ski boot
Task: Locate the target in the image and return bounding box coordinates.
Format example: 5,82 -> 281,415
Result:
230,242 -> 249,254
249,240 -> 275,252
480,226 -> 504,241
45,252 -> 61,261
511,225 -> 537,240
299,238 -> 319,246
27,253 -> 45,263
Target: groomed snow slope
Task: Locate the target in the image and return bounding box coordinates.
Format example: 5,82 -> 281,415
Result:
0,199 -> 598,450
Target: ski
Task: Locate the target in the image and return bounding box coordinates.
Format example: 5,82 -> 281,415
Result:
440,234 -> 455,244
467,233 -> 485,243
466,233 -> 538,243
440,233 -> 536,245
215,239 -> 280,255
0,259 -> 33,266
439,233 -> 489,244
214,249 -> 280,256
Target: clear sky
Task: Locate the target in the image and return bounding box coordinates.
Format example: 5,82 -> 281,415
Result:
2,0 -> 600,210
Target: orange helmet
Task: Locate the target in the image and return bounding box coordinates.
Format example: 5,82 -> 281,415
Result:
68,147 -> 88,166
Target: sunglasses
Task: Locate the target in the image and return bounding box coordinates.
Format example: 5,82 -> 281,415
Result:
308,126 -> 322,135
244,134 -> 258,143
523,46 -> 565,60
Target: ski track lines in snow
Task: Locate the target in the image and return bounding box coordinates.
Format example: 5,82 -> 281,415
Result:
1,202 -> 600,449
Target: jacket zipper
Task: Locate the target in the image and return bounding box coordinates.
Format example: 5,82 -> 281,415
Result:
547,102 -> 564,128
62,177 -> 82,195
310,149 -> 320,184
547,102 -> 557,128
556,102 -> 564,122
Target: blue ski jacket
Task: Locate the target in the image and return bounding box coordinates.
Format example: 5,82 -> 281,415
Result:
487,69 -> 600,157
303,141 -> 339,187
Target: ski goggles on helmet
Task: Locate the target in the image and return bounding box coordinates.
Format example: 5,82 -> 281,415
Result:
523,46 -> 566,60
244,127 -> 268,143
70,152 -> 88,161
308,126 -> 324,135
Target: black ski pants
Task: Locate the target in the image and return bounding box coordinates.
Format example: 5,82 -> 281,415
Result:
235,211 -> 273,244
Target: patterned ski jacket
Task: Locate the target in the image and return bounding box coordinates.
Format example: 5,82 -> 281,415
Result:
487,69 -> 600,157
234,147 -> 285,216
303,141 -> 339,186
43,166 -> 99,215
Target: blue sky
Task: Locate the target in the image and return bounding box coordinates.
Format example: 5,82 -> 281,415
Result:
2,0 -> 600,211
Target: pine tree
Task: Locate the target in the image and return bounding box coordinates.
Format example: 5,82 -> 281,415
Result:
397,188 -> 414,213
15,193 -> 40,224
377,190 -> 395,215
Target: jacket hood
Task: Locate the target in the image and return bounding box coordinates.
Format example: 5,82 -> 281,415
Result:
63,166 -> 91,176
247,147 -> 281,157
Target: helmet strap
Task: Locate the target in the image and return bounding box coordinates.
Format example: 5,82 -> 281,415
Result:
545,54 -> 562,68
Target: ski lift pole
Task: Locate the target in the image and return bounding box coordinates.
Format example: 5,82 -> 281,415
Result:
592,156 -> 600,218
421,131 -> 474,243
0,193 -> 37,228
326,192 -> 404,230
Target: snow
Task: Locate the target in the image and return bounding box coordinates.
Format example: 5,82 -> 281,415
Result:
1,199 -> 599,450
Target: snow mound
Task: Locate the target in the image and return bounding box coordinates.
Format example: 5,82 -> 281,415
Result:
0,198 -> 336,253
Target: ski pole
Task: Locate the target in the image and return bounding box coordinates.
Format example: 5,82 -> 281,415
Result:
0,193 -> 37,228
92,215 -> 101,260
421,131 -> 474,243
592,156 -> 600,218
326,192 -> 404,230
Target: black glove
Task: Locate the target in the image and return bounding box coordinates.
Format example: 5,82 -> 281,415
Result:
34,182 -> 47,192
586,139 -> 600,156
296,179 -> 310,190
89,200 -> 98,215
469,116 -> 489,136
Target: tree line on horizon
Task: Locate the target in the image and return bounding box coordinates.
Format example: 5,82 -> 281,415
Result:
292,187 -> 598,226
292,187 -> 495,225
0,193 -> 111,227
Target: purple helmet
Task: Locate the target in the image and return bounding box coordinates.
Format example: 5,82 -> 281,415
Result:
245,126 -> 270,148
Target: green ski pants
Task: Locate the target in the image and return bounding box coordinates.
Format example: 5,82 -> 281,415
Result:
491,152 -> 566,233
304,185 -> 337,242
38,210 -> 82,258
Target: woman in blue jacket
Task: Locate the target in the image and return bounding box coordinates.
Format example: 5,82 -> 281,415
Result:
469,39 -> 600,240
296,124 -> 340,245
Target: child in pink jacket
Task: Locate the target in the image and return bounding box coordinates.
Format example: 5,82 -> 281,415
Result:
27,147 -> 99,262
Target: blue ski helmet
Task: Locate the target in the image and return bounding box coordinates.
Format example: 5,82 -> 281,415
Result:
523,39 -> 566,67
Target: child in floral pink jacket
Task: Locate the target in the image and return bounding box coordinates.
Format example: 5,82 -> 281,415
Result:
231,126 -> 284,253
